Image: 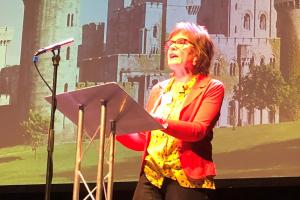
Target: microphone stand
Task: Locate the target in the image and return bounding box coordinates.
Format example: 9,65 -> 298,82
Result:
45,49 -> 60,200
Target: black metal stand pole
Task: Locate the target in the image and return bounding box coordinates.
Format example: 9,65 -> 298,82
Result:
159,0 -> 167,70
45,49 -> 60,200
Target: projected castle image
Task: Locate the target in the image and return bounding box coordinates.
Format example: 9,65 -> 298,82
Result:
0,0 -> 300,187
0,0 -> 298,143
79,0 -> 281,128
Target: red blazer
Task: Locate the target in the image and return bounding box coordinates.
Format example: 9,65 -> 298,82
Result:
117,74 -> 224,180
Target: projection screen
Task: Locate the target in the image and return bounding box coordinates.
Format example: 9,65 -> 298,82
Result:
0,0 -> 299,186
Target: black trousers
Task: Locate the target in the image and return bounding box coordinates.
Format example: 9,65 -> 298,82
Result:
133,174 -> 214,200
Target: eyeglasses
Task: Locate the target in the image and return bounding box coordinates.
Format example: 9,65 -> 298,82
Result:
165,38 -> 194,49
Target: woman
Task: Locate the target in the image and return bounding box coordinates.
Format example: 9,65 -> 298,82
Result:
117,22 -> 224,200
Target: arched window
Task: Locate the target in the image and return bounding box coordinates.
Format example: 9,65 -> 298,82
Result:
243,13 -> 251,30
230,63 -> 236,76
260,57 -> 265,66
270,56 -> 276,68
213,62 -> 221,76
235,26 -> 237,33
71,14 -> 74,27
233,63 -> 237,75
249,56 -> 255,70
64,83 -> 68,92
67,14 -> 70,27
66,47 -> 70,60
259,14 -> 266,30
153,25 -> 158,38
235,3 -> 238,10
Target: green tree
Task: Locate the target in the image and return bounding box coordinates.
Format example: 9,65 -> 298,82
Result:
280,75 -> 300,121
233,65 -> 287,125
20,110 -> 49,159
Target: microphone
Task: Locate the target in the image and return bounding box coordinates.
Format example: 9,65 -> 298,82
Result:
34,38 -> 74,56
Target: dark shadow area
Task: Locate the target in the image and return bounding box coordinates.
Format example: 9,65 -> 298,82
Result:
1,179 -> 300,200
0,106 -> 21,147
0,156 -> 22,163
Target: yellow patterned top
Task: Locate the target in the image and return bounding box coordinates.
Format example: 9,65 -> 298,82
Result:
144,77 -> 215,189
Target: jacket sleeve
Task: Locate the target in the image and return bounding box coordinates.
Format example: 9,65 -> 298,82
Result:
164,80 -> 224,142
116,132 -> 147,151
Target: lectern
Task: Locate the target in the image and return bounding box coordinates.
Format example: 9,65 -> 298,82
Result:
45,83 -> 162,200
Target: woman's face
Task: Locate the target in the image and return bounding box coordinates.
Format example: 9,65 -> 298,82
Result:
166,32 -> 197,74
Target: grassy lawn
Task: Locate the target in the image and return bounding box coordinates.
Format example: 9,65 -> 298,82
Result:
213,120 -> 300,178
0,141 -> 141,185
213,120 -> 300,153
0,120 -> 299,185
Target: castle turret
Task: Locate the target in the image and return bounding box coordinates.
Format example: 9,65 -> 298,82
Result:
18,0 -> 81,134
274,0 -> 300,80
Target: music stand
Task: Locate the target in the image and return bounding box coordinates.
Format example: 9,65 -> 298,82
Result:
45,82 -> 162,200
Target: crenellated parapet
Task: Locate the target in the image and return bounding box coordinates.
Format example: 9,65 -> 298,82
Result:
274,0 -> 300,80
82,22 -> 105,33
211,34 -> 280,47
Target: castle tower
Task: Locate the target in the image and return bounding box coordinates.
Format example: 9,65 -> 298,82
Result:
106,0 -> 125,55
18,0 -> 81,135
78,23 -> 105,61
78,22 -> 105,81
274,0 -> 300,80
106,0 -> 198,56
